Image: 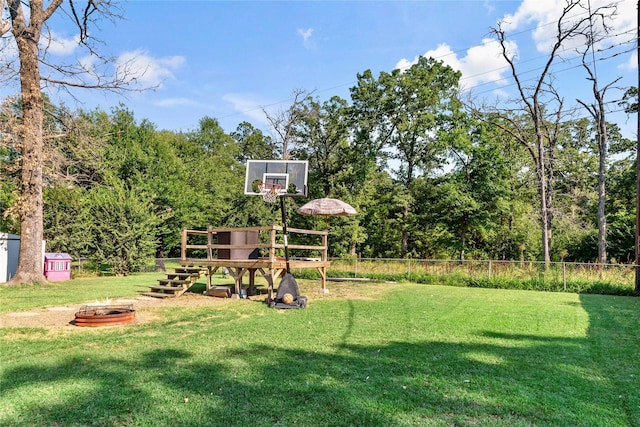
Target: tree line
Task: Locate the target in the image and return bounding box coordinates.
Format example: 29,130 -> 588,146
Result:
0,0 -> 636,279
0,66 -> 636,274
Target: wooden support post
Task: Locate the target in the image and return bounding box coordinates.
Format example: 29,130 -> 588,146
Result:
207,226 -> 213,261
321,230 -> 329,293
268,268 -> 275,301
260,267 -> 283,302
258,268 -> 273,302
318,266 -> 328,293
269,227 -> 276,262
322,230 -> 328,262
248,268 -> 256,295
229,267 -> 250,297
181,229 -> 187,261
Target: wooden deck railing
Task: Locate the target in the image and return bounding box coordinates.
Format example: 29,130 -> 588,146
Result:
180,225 -> 328,263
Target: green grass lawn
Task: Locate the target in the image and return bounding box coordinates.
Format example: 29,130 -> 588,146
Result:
1,275 -> 640,426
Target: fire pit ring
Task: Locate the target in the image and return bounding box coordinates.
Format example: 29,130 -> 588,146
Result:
74,304 -> 136,327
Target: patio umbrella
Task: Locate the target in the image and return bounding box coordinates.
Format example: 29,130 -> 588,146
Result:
298,198 -> 357,286
297,198 -> 357,217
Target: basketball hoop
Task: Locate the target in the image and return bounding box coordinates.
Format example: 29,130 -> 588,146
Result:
258,182 -> 282,203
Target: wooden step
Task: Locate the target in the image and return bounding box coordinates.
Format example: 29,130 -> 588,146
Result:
166,273 -> 196,279
174,267 -> 203,274
144,267 -> 203,299
141,291 -> 178,298
150,285 -> 185,292
158,279 -> 190,286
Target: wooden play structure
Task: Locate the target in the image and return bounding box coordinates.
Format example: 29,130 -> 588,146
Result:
142,225 -> 330,299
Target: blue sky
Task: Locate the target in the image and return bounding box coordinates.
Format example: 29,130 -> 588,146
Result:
17,0 -> 640,138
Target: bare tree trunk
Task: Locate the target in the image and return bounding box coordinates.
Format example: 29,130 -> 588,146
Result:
597,116 -> 607,264
155,246 -> 166,272
544,121 -> 556,265
577,72 -> 620,266
590,91 -> 613,266
7,4 -> 48,285
459,217 -> 467,261
401,204 -> 409,256
263,88 -> 309,160
536,136 -> 551,265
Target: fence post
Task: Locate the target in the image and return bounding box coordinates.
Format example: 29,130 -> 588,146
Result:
407,256 -> 411,280
354,256 -> 358,278
488,260 -> 492,280
563,262 -> 567,291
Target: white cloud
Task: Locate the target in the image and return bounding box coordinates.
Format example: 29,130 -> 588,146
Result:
41,32 -> 80,56
483,1 -> 495,14
501,0 -> 635,55
298,28 -> 313,42
297,28 -> 315,49
395,0 -> 635,94
78,54 -> 98,74
500,0 -> 555,32
395,38 -> 515,90
619,52 -> 637,71
222,93 -> 271,125
115,49 -> 185,88
492,88 -> 510,99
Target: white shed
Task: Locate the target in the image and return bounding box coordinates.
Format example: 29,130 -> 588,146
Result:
0,233 -> 21,283
0,233 -> 46,283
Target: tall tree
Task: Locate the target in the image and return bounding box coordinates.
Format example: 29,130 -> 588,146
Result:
350,56 -> 461,255
231,121 -> 278,162
290,95 -> 366,256
294,95 -> 351,197
435,118 -> 513,260
486,0 -> 616,265
3,0 -> 138,285
606,156 -> 636,263
550,118 -> 599,261
263,88 -> 309,160
575,2 -> 623,264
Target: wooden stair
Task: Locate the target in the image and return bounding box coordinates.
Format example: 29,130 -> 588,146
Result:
142,267 -> 203,298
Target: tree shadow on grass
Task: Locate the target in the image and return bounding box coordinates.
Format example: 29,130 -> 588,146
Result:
1,335 -> 630,426
0,348 -> 193,426
578,293 -> 640,426
3,294 -> 640,426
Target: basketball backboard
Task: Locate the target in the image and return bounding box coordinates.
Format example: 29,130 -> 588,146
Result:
244,160 -> 308,197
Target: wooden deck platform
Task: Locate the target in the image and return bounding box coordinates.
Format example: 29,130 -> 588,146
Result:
177,226 -> 331,300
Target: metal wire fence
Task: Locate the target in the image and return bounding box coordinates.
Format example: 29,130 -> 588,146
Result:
323,258 -> 637,295
72,256 -> 637,295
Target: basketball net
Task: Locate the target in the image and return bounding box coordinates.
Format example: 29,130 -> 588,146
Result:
258,182 -> 282,203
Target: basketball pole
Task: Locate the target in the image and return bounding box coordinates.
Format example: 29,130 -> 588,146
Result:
280,195 -> 291,274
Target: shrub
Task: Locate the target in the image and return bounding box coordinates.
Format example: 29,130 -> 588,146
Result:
82,183 -> 157,275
